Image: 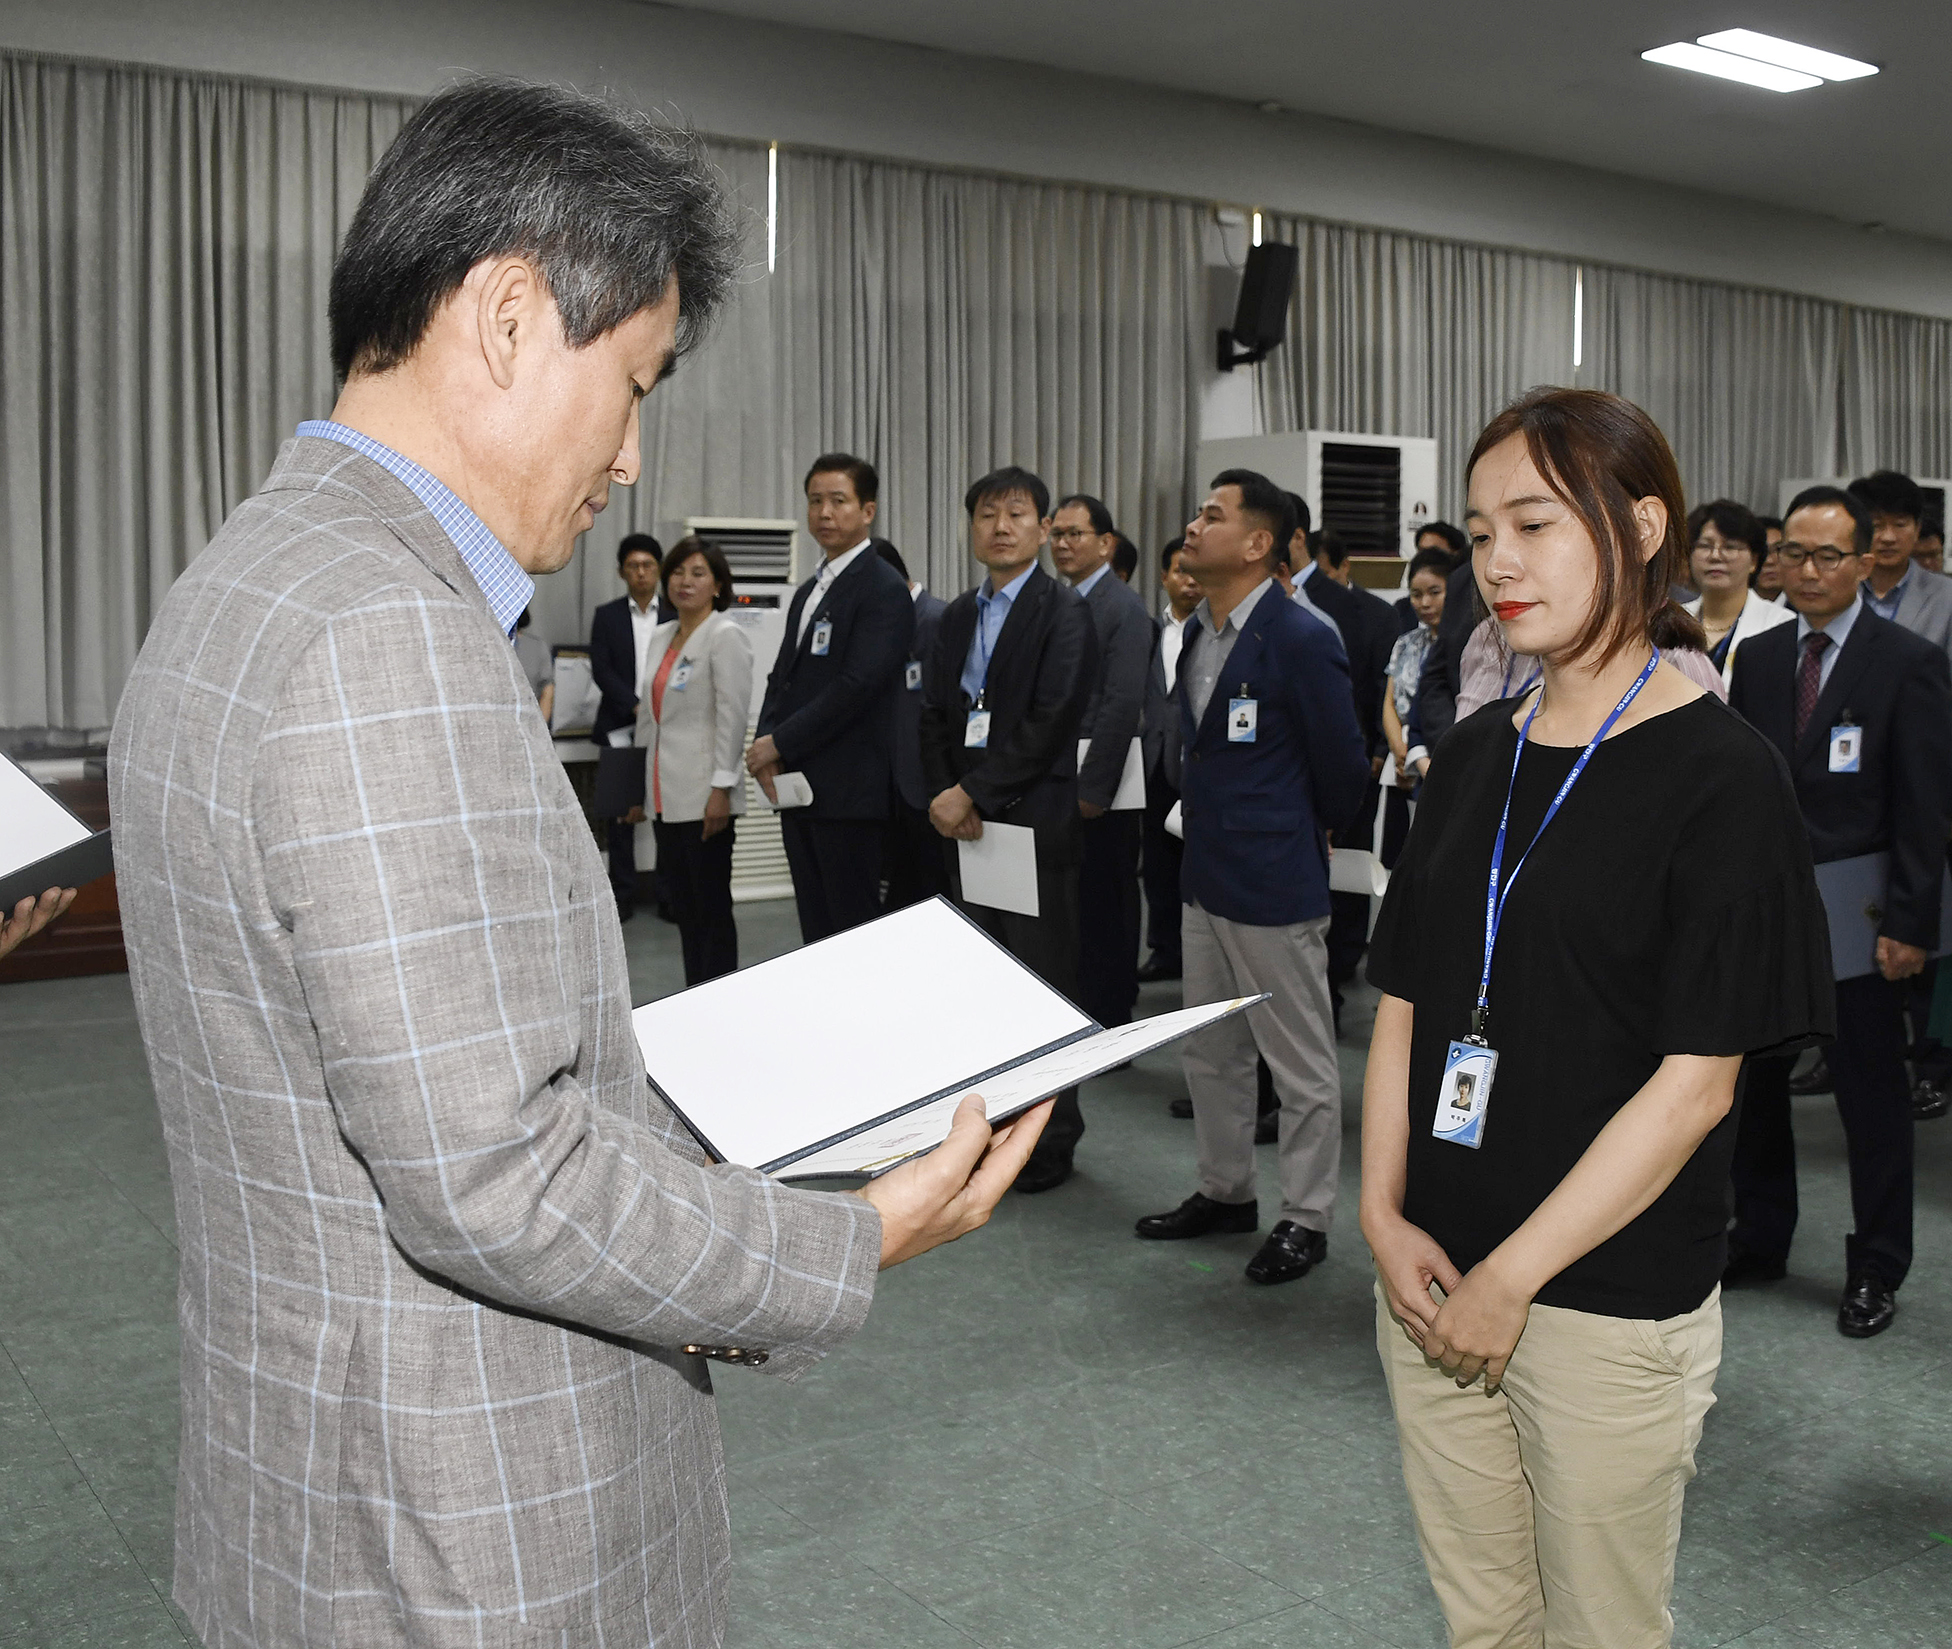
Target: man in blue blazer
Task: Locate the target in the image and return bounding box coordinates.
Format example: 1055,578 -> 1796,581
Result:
748,455 -> 915,942
1135,469 -> 1370,1285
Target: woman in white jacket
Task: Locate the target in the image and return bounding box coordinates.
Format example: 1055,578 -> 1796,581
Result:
629,536 -> 752,984
1682,500 -> 1794,687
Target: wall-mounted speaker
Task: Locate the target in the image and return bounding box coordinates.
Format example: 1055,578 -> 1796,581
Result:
1218,242 -> 1298,371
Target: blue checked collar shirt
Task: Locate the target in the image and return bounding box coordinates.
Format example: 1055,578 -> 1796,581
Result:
1071,561 -> 1113,599
1862,562 -> 1913,624
296,420 -> 534,637
960,562 -> 1038,706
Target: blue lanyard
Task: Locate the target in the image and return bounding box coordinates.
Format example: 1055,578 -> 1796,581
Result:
1472,650 -> 1661,1041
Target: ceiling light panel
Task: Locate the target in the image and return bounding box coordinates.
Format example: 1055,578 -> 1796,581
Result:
1641,42 -> 1821,93
1696,29 -> 1878,82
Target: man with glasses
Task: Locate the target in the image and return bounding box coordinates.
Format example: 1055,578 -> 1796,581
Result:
1726,485 -> 1952,1339
1051,494 -> 1153,1061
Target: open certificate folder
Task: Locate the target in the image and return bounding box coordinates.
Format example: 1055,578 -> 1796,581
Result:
0,753 -> 115,912
629,897 -> 1263,1178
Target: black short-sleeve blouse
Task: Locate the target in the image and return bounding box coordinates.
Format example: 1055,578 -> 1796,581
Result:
1366,692 -> 1833,1319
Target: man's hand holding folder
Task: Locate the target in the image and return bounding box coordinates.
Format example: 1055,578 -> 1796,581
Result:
856,1093 -> 1054,1267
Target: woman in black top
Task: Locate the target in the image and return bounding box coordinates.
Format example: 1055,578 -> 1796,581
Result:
1361,388 -> 1831,1649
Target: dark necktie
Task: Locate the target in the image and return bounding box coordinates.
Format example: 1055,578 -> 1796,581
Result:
1794,630 -> 1831,740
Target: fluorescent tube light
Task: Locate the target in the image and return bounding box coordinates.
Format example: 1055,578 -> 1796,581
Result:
1697,29 -> 1878,82
1641,41 -> 1821,93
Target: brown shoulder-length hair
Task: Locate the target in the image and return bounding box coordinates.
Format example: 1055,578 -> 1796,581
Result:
1467,387 -> 1705,665
659,534 -> 734,611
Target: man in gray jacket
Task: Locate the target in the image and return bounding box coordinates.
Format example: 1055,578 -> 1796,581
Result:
108,81 -> 1045,1649
1052,494 -> 1154,1046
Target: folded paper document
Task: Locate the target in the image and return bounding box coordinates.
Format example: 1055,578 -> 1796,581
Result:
763,771 -> 814,808
629,896 -> 1262,1178
0,754 -> 114,911
1814,851 -> 1952,981
957,820 -> 1038,917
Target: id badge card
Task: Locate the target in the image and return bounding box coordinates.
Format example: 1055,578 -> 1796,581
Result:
669,659 -> 693,692
905,660 -> 923,691
810,619 -> 833,656
1433,1040 -> 1497,1149
965,709 -> 992,748
1228,697 -> 1258,743
1828,724 -> 1861,773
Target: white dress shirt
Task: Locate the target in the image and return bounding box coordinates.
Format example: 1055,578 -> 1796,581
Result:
799,539 -> 871,642
1160,604 -> 1193,689
629,596 -> 659,697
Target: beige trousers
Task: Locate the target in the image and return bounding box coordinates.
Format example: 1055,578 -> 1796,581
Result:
1181,903 -> 1339,1228
1375,1284 -> 1722,1649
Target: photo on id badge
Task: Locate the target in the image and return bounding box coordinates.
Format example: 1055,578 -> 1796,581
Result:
1829,721 -> 1861,773
1434,1040 -> 1496,1149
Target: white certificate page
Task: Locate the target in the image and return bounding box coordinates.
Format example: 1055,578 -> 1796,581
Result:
630,897 -> 1093,1171
779,997 -> 1264,1178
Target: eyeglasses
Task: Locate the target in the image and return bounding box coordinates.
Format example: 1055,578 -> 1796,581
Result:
1049,528 -> 1098,545
1775,546 -> 1865,571
1691,540 -> 1753,561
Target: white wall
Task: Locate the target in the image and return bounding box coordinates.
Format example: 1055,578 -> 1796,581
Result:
8,0 -> 1952,320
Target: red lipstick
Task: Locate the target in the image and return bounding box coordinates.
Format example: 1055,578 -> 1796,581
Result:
1492,601 -> 1536,620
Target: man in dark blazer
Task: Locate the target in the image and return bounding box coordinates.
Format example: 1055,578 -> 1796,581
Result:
1052,492 -> 1154,1033
1298,522 -> 1398,1015
748,454 -> 915,943
1135,470 -> 1369,1285
1139,537 -> 1202,981
589,532 -> 664,916
878,539 -> 951,912
922,465 -> 1098,1193
1727,484 -> 1952,1339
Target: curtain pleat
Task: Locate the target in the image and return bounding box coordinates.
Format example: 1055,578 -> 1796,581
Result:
1581,266 -> 1844,510
9,46 -> 1952,730
1253,216 -> 1576,514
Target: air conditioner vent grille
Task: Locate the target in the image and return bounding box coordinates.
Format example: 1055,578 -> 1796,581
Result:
1320,443 -> 1401,559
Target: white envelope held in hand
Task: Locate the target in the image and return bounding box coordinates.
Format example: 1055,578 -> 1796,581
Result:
1077,736 -> 1146,810
957,821 -> 1039,917
764,771 -> 814,809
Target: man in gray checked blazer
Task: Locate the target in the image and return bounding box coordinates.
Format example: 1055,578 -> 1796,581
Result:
109,82 -> 1046,1649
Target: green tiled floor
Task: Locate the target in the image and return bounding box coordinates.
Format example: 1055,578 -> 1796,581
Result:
1,901 -> 1947,1647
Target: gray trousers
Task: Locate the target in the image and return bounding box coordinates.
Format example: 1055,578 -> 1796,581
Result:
1181,901 -> 1340,1230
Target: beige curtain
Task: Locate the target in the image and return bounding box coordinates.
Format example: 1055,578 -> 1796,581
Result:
1253,216 -> 1577,516
776,150 -> 1207,605
1,52 -> 413,729
1839,306 -> 1952,483
1581,265 -> 1844,512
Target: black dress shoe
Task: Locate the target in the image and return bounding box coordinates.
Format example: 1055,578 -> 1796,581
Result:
1721,1248 -> 1787,1288
1135,1192 -> 1257,1240
1168,1096 -> 1194,1120
1245,1221 -> 1327,1285
1136,953 -> 1182,983
1837,1274 -> 1897,1338
1013,1155 -> 1073,1195
1789,1055 -> 1832,1095
1913,1079 -> 1950,1121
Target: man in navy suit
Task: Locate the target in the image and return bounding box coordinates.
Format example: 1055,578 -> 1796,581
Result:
1727,485 -> 1952,1339
748,455 -> 914,943
1051,493 -> 1154,1034
921,466 -> 1098,1193
1134,470 -> 1369,1285
589,532 -> 664,916
878,539 -> 951,912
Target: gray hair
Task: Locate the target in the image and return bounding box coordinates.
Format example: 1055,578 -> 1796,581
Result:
329,78 -> 740,379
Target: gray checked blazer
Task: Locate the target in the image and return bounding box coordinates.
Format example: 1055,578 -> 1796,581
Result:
108,437 -> 881,1649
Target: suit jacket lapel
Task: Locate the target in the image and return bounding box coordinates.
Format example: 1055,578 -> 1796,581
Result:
984,566 -> 1047,690
1794,615 -> 1877,768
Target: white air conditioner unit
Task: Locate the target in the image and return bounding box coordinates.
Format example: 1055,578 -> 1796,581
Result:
678,515 -> 804,904
1196,431 -> 1440,560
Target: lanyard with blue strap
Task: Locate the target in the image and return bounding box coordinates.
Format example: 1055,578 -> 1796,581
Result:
1434,648 -> 1661,1150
